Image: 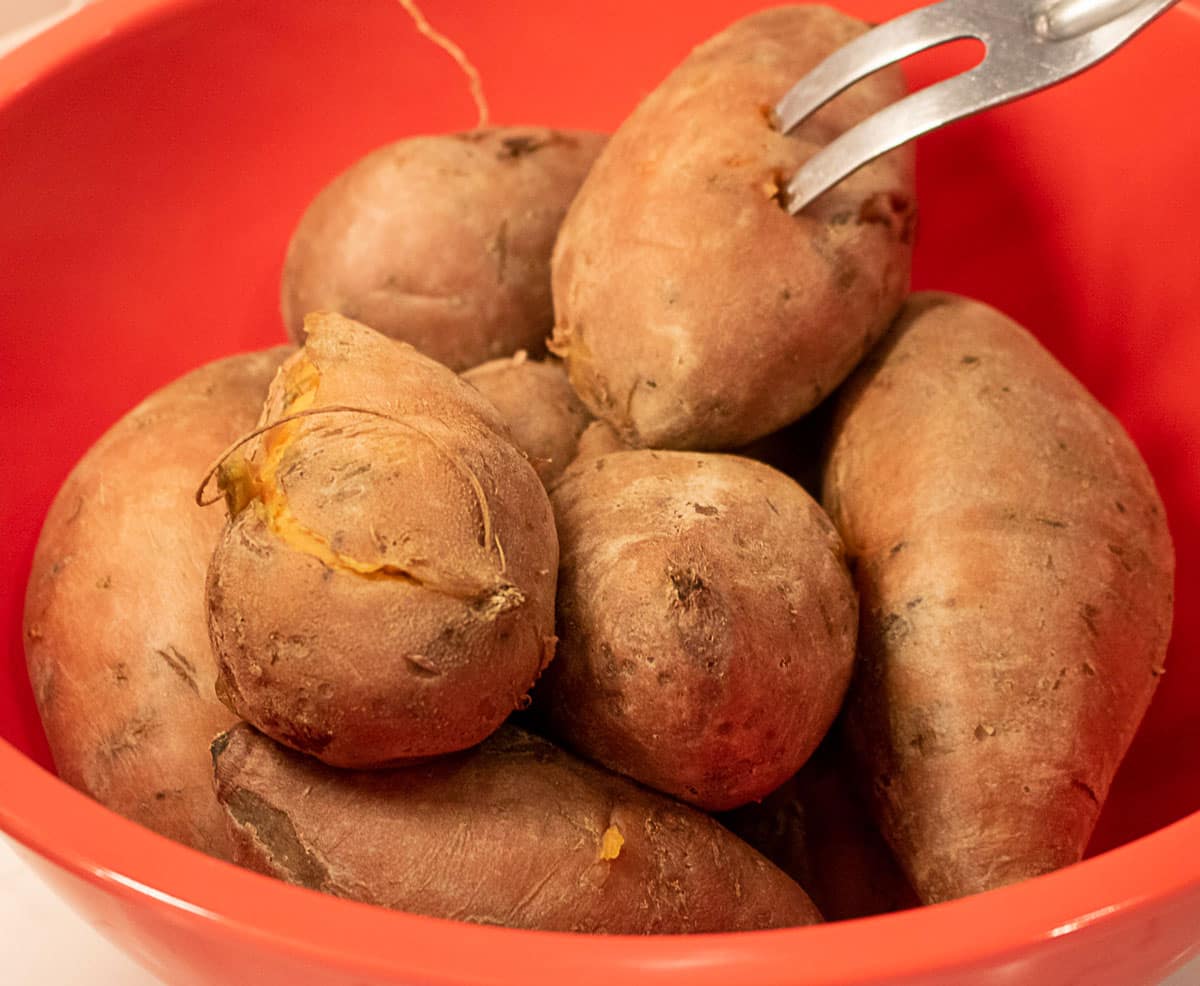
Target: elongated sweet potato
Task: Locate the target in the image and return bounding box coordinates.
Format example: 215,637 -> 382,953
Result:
206,313 -> 558,768
823,292 -> 1175,903
283,127 -> 607,371
213,722 -> 822,933
24,348 -> 290,857
552,6 -> 915,449
540,450 -> 857,810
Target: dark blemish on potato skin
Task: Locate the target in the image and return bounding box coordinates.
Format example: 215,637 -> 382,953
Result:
693,504 -> 718,516
96,575 -> 112,589
1037,517 -> 1068,528
156,645 -> 199,695
1071,778 -> 1100,805
905,596 -> 923,610
961,355 -> 980,366
1080,603 -> 1100,637
889,541 -> 907,556
492,219 -> 509,284
223,786 -> 332,890
1115,500 -> 1127,514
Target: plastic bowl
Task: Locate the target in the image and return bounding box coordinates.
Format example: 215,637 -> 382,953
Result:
1,1 -> 1198,983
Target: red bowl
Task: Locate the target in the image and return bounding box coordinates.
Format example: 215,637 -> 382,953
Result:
2,1 -> 1198,983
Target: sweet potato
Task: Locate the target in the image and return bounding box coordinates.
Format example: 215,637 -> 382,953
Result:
206,313 -> 558,768
463,353 -> 592,485
24,348 -> 290,857
551,6 -> 915,449
539,450 -> 857,810
282,127 -> 607,371
823,292 -> 1175,903
213,722 -> 822,932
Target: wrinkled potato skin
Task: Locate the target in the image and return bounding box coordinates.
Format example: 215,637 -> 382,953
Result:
24,348 -> 291,858
824,293 -> 1175,904
213,723 -> 821,933
540,450 -> 857,810
552,6 -> 915,449
207,315 -> 558,768
283,128 -> 607,371
464,354 -> 592,485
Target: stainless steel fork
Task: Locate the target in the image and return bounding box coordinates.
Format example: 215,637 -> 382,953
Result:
776,0 -> 1181,213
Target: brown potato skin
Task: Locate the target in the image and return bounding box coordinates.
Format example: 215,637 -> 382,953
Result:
282,128 -> 607,371
539,450 -> 857,811
463,353 -> 592,485
213,723 -> 822,933
552,6 -> 915,450
823,292 -> 1175,904
24,348 -> 290,858
207,314 -> 559,768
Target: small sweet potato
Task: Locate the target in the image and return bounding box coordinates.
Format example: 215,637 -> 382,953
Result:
539,450 -> 857,810
213,722 -> 822,933
24,347 -> 290,857
283,127 -> 607,371
463,353 -> 592,485
552,6 -> 915,449
206,313 -> 558,768
823,292 -> 1175,903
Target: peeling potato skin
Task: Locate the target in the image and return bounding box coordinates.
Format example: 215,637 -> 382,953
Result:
823,292 -> 1176,904
213,723 -> 821,933
551,6 -> 915,450
207,315 -> 559,768
539,450 -> 857,811
23,347 -> 291,858
464,354 -> 592,486
282,127 -> 608,372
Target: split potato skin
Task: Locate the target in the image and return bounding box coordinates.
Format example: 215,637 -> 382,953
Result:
552,6 -> 915,450
464,353 -> 592,486
282,127 -> 607,371
206,314 -> 558,768
823,292 -> 1175,904
540,450 -> 857,811
213,722 -> 822,933
24,347 -> 291,858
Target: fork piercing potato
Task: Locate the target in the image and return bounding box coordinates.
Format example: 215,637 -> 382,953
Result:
551,6 -> 916,449
205,313 -> 558,768
213,722 -> 823,933
823,292 -> 1175,904
282,127 -> 607,371
25,347 -> 291,858
539,450 -> 858,811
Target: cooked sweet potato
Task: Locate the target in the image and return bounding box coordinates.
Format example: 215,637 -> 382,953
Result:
282,127 -> 607,371
24,348 -> 290,858
539,450 -> 857,810
213,722 -> 822,932
205,313 -> 558,768
463,353 -> 592,485
823,292 -> 1175,903
551,6 -> 915,449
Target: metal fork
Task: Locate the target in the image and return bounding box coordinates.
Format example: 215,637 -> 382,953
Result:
776,0 -> 1181,213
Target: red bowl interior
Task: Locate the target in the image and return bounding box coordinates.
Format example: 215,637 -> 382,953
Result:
1,1 -> 1199,984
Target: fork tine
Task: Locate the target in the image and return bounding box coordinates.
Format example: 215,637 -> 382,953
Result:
784,65 -> 1003,214
774,2 -> 978,135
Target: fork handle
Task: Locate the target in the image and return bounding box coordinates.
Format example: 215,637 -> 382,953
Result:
1036,0 -> 1150,39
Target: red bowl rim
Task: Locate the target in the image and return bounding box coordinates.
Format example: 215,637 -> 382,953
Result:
2,1 -> 1199,983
